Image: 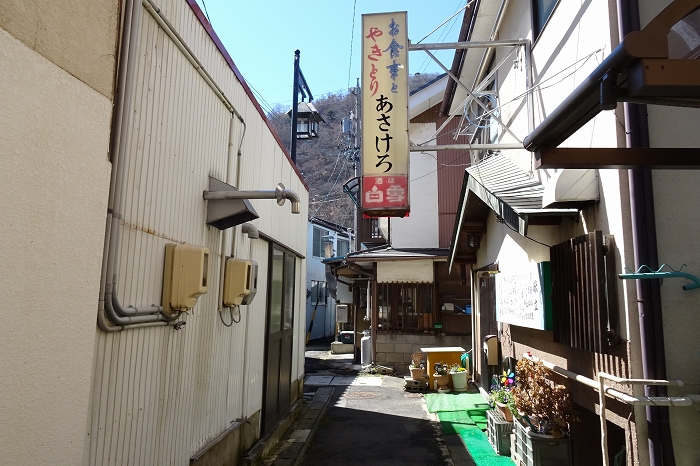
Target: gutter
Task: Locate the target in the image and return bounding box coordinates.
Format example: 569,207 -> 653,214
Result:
439,0 -> 478,116
617,1 -> 675,464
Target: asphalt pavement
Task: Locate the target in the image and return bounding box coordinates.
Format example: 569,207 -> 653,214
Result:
261,339 -> 475,466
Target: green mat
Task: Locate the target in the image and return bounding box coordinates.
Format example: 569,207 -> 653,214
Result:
426,392 -> 511,466
425,392 -> 491,413
459,425 -> 514,466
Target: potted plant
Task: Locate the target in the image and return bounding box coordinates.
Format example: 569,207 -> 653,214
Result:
511,357 -> 576,437
449,363 -> 469,391
488,371 -> 516,421
409,351 -> 425,380
433,362 -> 450,392
510,356 -> 575,466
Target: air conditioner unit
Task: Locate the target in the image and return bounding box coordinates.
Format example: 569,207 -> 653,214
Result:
223,258 -> 258,306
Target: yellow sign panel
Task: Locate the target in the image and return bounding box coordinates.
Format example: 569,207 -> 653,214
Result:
361,12 -> 410,217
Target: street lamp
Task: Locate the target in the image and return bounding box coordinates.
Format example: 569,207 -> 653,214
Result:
288,50 -> 324,164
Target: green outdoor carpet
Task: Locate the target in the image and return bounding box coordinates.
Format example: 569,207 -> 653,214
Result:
426,392 -> 511,466
425,392 -> 491,430
459,425 -> 514,466
425,392 -> 491,413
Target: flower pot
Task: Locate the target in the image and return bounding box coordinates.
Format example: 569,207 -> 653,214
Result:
450,370 -> 468,391
495,402 -> 513,422
434,373 -> 451,392
409,367 -> 425,380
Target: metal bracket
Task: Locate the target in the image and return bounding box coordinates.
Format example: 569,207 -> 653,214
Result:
619,264 -> 700,290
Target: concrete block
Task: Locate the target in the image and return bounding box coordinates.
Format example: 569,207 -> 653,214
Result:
385,352 -> 405,363
376,343 -> 395,353
330,342 -> 354,354
394,343 -> 414,353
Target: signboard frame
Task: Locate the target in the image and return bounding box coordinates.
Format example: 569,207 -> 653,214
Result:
360,11 -> 410,217
496,262 -> 552,330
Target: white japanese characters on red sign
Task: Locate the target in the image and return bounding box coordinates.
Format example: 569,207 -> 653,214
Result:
362,175 -> 408,209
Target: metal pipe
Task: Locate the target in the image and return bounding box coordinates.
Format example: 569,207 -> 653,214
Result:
203,183 -> 301,214
471,0 -> 513,91
409,39 -> 527,51
291,50 -> 300,163
241,223 -> 259,239
100,0 -> 147,330
100,0 -> 248,330
142,0 -> 243,119
423,48 -> 522,142
410,143 -> 523,151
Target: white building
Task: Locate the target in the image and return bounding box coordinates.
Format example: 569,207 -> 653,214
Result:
445,0 -> 700,465
305,217 -> 353,341
1,0 -> 309,464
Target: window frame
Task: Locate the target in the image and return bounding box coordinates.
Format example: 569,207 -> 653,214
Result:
309,280 -> 327,306
531,0 -> 560,42
336,238 -> 350,257
312,227 -> 329,258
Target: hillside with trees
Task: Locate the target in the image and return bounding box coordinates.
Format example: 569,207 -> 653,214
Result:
266,73 -> 441,229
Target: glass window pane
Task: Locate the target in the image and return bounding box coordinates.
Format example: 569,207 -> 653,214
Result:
310,280 -> 326,305
337,239 -> 349,257
283,253 -> 295,329
269,248 -> 284,334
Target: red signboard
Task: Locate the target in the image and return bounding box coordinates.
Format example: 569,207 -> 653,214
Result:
361,175 -> 409,216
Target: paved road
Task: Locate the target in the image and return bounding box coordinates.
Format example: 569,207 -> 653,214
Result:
262,339 -> 474,466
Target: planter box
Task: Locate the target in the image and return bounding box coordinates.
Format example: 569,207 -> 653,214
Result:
512,418 -> 572,466
487,409 -> 513,456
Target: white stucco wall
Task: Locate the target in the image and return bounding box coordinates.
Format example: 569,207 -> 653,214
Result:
0,27 -> 113,465
391,122 -> 439,248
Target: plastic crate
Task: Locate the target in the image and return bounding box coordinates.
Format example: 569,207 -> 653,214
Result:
487,409 -> 513,456
512,418 -> 572,466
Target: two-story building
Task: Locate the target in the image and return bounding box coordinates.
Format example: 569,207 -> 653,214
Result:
445,0 -> 700,465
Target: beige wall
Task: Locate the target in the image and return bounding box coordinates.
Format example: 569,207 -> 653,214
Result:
0,23 -> 115,466
0,0 -> 120,99
392,123 -> 440,248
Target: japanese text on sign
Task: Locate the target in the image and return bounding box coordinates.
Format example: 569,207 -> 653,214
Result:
361,12 -> 409,216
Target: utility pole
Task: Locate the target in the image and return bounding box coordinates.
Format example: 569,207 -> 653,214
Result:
290,50 -> 301,164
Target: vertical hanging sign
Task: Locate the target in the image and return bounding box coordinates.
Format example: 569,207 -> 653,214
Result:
361,12 -> 410,217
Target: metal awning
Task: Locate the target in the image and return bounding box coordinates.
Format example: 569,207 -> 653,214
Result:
524,0 -> 700,168
448,154 -> 578,271
324,246 -> 449,280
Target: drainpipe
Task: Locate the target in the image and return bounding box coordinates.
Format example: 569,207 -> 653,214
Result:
99,0 -> 247,331
617,1 -> 674,465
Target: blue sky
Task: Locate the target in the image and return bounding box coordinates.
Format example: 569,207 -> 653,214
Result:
193,0 -> 466,113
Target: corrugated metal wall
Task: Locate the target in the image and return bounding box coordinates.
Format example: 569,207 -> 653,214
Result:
411,104 -> 469,248
87,1 -> 308,464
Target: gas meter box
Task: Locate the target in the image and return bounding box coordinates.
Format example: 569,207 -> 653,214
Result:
162,243 -> 209,314
336,304 -> 348,323
223,258 -> 258,306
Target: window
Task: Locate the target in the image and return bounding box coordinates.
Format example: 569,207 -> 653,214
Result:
310,280 -> 326,306
532,0 -> 559,40
312,227 -> 329,258
337,238 -> 350,257
376,283 -> 433,332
